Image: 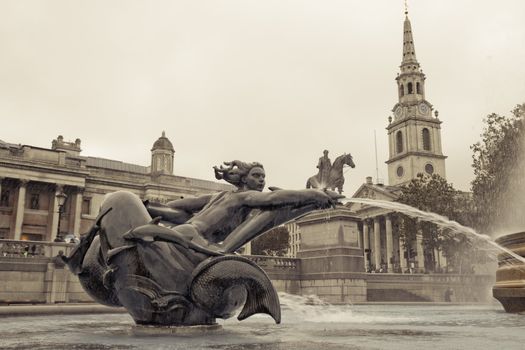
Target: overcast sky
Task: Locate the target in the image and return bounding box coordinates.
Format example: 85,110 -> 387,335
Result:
1,0 -> 524,194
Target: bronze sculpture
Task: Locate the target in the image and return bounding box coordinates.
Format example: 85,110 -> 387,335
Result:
63,160 -> 342,326
317,150 -> 332,185
306,152 -> 355,194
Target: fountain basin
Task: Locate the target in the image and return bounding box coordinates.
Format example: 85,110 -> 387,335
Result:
493,231 -> 525,313
1,303 -> 525,349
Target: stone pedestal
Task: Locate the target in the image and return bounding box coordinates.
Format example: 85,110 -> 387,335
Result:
297,208 -> 364,274
295,208 -> 367,303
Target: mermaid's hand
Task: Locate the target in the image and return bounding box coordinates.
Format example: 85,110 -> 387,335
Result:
315,189 -> 345,209
324,189 -> 345,208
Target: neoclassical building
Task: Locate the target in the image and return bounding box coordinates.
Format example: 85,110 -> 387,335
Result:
0,133 -> 231,241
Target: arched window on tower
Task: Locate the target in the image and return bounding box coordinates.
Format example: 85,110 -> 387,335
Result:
422,128 -> 431,151
396,131 -> 403,153
407,82 -> 413,94
399,84 -> 404,97
416,82 -> 421,94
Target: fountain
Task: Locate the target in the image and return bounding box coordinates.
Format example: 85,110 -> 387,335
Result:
3,158 -> 525,348
62,160 -> 343,330
492,232 -> 525,313
61,155 -> 525,329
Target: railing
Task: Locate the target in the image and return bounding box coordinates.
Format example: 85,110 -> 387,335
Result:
246,255 -> 301,278
365,272 -> 494,284
0,239 -> 73,259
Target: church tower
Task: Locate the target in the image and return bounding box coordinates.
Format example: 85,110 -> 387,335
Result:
386,10 -> 447,186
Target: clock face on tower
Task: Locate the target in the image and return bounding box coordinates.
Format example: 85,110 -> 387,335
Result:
418,103 -> 429,115
395,106 -> 403,118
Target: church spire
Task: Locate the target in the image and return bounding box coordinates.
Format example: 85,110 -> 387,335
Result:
401,11 -> 419,71
394,9 -> 426,107
386,5 -> 447,187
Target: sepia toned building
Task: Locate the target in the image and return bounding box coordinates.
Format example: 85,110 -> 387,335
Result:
0,132 -> 231,241
385,14 -> 446,186
348,12 -> 448,273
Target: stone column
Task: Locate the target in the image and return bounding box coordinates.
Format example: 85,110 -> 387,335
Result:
416,227 -> 425,273
69,189 -> 83,236
49,185 -> 62,241
13,179 -> 28,240
373,217 -> 381,271
399,237 -> 407,272
438,248 -> 447,272
385,215 -> 393,272
363,221 -> 369,271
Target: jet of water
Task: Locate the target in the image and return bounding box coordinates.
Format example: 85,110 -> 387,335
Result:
341,197 -> 525,265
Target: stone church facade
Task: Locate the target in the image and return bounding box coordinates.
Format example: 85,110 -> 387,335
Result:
385,14 -> 447,186
348,12 -> 448,273
0,133 -> 231,241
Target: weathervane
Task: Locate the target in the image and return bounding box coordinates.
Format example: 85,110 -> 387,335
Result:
404,0 -> 408,15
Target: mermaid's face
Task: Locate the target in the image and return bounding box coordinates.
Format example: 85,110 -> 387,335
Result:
244,167 -> 265,191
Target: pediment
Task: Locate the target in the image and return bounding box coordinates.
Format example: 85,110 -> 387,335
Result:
346,183 -> 400,213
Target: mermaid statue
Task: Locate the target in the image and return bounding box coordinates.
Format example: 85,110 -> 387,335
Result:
63,160 -> 342,326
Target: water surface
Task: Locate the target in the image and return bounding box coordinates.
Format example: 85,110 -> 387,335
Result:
1,301 -> 523,350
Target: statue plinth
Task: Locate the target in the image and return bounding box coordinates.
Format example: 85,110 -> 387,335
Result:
493,231 -> 525,313
296,208 -> 364,275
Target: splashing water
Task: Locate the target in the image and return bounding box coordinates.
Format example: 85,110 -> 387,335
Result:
277,293 -> 415,324
341,197 -> 525,265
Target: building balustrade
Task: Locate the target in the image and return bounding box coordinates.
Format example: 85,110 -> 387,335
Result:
246,255 -> 300,271
0,239 -> 73,259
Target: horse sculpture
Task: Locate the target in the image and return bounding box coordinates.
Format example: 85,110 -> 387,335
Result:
306,153 -> 355,194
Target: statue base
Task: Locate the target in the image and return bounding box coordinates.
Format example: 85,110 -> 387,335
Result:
130,323 -> 222,336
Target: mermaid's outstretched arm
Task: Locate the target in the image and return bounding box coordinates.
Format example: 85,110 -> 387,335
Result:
219,204 -> 320,253
241,188 -> 343,210
220,189 -> 344,253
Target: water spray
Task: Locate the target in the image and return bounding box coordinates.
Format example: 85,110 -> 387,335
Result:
342,197 -> 525,265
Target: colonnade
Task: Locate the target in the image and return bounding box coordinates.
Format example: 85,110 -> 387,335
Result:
362,215 -> 426,273
0,177 -> 84,241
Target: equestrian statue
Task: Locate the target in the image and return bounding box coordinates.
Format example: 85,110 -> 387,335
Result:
306,151 -> 355,194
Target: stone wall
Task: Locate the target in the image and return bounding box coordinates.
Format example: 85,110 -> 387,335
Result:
299,278 -> 367,304
0,259 -> 91,304
0,242 -> 496,305
365,273 -> 495,303
0,240 -> 91,304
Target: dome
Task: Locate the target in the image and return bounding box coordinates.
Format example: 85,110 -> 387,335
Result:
151,131 -> 174,152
